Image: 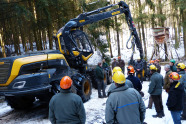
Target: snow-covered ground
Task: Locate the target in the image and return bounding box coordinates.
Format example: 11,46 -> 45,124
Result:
0,66 -> 186,124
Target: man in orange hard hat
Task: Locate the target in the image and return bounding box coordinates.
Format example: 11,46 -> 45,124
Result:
49,76 -> 86,124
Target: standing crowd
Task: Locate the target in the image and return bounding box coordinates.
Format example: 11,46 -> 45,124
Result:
48,57 -> 186,124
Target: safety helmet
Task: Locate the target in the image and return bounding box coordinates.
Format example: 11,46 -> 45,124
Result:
149,60 -> 154,64
127,65 -> 135,74
149,65 -> 157,71
112,66 -> 122,74
60,76 -> 72,89
118,56 -> 121,59
112,71 -> 126,84
170,59 -> 176,64
137,57 -> 141,60
176,63 -> 185,70
169,72 -> 180,81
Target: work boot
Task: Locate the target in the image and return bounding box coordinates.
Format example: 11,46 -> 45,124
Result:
98,95 -> 103,98
181,116 -> 186,120
152,113 -> 163,118
146,107 -> 152,109
161,111 -> 165,117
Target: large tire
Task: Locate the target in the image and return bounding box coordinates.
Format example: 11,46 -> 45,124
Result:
5,96 -> 35,109
72,74 -> 92,102
86,69 -> 98,89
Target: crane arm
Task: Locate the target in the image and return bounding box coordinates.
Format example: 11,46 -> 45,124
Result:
57,1 -> 144,61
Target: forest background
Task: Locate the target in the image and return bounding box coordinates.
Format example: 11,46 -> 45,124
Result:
0,0 -> 185,63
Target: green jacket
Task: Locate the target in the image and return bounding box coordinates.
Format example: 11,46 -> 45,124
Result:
95,65 -> 104,80
170,65 -> 177,72
49,89 -> 86,124
148,72 -> 164,95
102,62 -> 109,69
106,85 -> 146,124
163,70 -> 172,91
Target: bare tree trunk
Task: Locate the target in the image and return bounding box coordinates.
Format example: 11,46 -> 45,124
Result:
47,25 -> 53,50
114,16 -> 121,56
106,29 -> 113,58
0,33 -> 6,58
183,10 -> 186,57
141,24 -> 147,60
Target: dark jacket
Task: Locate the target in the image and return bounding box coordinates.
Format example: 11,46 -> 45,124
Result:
127,75 -> 142,91
179,73 -> 186,93
95,65 -> 104,80
112,61 -> 119,69
49,89 -> 86,124
105,84 -> 146,124
170,65 -> 177,72
118,59 -> 125,68
148,72 -> 164,95
135,60 -> 143,72
163,70 -> 172,92
166,81 -> 185,111
178,71 -> 185,76
102,62 -> 109,69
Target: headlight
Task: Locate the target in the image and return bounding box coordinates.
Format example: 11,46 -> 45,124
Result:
12,81 -> 26,89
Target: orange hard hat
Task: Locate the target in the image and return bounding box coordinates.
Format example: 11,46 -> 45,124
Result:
60,76 -> 72,89
127,65 -> 135,73
149,60 -> 154,64
169,72 -> 180,81
118,56 -> 121,59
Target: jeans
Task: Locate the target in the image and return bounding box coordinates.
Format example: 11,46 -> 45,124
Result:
171,111 -> 182,124
97,79 -> 106,97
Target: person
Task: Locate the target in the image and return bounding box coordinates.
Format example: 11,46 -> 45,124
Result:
49,76 -> 86,124
112,58 -> 119,70
118,56 -> 125,73
169,59 -> 177,72
176,63 -> 185,76
176,63 -> 186,120
166,72 -> 184,124
154,59 -> 161,73
112,66 -> 134,88
95,62 -> 107,98
126,65 -> 143,95
135,57 -> 144,83
105,71 -> 146,124
102,59 -> 109,69
148,65 -> 164,118
163,64 -> 172,93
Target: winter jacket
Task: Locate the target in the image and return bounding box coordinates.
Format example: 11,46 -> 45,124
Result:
105,85 -> 146,124
166,81 -> 185,111
49,89 -> 86,124
135,60 -> 144,72
127,75 -> 142,91
118,59 -> 125,68
155,63 -> 161,73
163,70 -> 172,92
148,72 -> 164,95
112,61 -> 119,69
95,65 -> 104,80
179,73 -> 186,93
102,62 -> 109,69
170,65 -> 177,72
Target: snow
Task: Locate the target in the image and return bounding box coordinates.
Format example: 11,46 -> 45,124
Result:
0,66 -> 186,124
